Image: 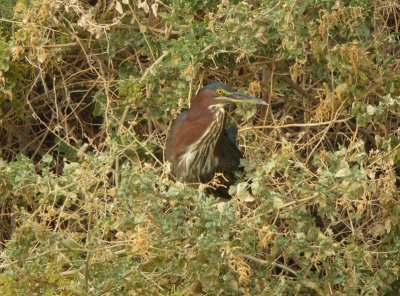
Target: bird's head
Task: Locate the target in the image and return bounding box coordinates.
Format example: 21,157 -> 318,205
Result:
200,82 -> 267,107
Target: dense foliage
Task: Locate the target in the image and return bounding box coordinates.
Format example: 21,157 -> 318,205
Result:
0,0 -> 399,295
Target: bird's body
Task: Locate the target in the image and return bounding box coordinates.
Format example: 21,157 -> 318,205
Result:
165,83 -> 266,195
166,105 -> 241,183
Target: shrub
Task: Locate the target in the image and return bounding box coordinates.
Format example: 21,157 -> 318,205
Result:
0,0 -> 399,295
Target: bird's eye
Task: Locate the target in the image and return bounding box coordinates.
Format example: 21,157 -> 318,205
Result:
216,89 -> 225,95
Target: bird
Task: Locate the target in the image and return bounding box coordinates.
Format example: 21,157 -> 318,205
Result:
165,82 -> 267,196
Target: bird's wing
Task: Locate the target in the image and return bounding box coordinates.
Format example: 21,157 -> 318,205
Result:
215,127 -> 243,174
209,128 -> 243,198
224,126 -> 239,148
165,109 -> 189,162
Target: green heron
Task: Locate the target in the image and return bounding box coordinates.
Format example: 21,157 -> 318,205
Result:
165,82 -> 266,194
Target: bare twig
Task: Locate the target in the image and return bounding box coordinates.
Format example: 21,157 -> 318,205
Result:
238,253 -> 298,277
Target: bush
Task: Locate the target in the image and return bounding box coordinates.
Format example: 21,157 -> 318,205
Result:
0,0 -> 399,295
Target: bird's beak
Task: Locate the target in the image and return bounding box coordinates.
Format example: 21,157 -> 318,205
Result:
227,92 -> 268,105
